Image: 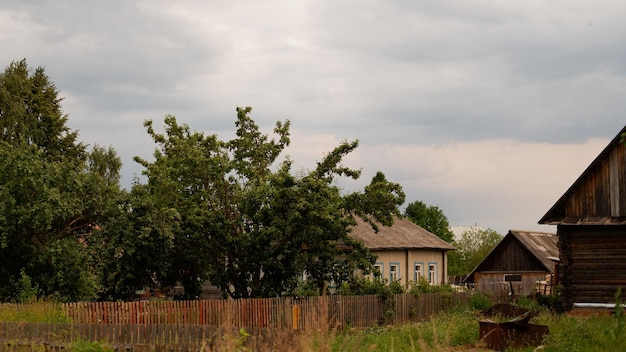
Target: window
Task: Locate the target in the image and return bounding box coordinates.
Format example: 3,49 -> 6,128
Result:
373,263 -> 384,279
428,263 -> 437,285
390,263 -> 400,281
414,263 -> 423,282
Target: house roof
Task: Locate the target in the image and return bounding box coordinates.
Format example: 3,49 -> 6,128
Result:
464,229 -> 558,282
349,216 -> 455,251
539,125 -> 626,225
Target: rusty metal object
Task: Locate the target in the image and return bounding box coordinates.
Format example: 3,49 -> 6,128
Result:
479,304 -> 549,351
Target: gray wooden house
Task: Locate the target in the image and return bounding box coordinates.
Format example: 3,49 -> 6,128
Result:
539,125 -> 626,310
463,230 -> 558,297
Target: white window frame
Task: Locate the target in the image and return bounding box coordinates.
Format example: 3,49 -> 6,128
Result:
389,262 -> 400,282
414,262 -> 424,282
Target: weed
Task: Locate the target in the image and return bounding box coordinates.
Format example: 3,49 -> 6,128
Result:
69,339 -> 114,352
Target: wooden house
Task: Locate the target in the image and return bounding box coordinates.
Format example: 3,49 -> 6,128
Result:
539,125 -> 626,310
463,230 -> 558,297
349,216 -> 455,288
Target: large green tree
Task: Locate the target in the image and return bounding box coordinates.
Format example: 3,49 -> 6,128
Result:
0,60 -> 123,301
92,183 -> 178,301
0,59 -> 84,161
135,107 -> 405,298
404,200 -> 454,243
0,142 -> 124,301
447,227 -> 502,277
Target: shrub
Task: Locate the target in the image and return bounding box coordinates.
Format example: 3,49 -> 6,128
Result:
469,292 -> 491,311
408,277 -> 455,295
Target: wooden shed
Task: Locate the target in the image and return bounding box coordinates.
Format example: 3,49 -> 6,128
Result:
539,125 -> 626,310
463,230 -> 558,297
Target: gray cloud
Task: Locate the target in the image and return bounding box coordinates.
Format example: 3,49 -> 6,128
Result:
2,0 -> 625,233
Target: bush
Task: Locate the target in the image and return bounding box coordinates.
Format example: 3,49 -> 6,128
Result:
337,277 -> 404,296
408,277 -> 455,294
469,292 -> 491,310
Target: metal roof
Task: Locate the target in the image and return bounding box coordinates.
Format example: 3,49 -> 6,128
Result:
508,230 -> 559,271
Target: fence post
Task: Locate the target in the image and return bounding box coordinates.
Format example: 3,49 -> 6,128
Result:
292,305 -> 300,330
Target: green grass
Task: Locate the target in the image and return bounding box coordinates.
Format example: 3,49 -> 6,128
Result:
323,306 -> 626,352
326,307 -> 483,352
0,300 -> 71,323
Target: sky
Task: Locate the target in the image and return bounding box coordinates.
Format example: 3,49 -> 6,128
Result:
2,0 -> 625,235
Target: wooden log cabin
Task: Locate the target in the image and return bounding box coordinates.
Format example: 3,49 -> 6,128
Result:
539,125 -> 626,311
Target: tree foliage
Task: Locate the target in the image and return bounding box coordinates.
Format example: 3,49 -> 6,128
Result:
135,107 -> 405,298
0,60 -> 123,302
0,59 -> 84,161
404,200 -> 454,242
447,228 -> 502,277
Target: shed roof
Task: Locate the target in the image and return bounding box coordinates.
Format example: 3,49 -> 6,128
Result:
539,125 -> 626,225
508,230 -> 559,270
350,216 -> 455,251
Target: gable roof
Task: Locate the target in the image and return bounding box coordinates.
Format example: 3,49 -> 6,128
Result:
508,230 -> 559,270
349,216 -> 455,251
465,229 -> 558,282
539,125 -> 626,225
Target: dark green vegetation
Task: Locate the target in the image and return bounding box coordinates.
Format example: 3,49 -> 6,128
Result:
404,200 -> 454,243
0,59 -> 122,302
0,59 -> 407,302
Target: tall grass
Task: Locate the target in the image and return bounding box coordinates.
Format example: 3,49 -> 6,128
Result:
0,299 -> 71,323
327,306 -> 482,352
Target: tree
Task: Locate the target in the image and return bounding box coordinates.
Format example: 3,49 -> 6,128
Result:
404,200 -> 454,242
447,228 -> 502,277
0,60 -> 124,301
0,142 -> 123,301
0,59 -> 85,161
135,107 -> 405,298
93,183 -> 178,301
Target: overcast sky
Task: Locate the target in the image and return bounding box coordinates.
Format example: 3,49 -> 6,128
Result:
2,0 -> 625,235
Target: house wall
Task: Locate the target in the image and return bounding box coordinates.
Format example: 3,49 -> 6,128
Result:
372,249 -> 448,288
558,225 -> 626,309
473,271 -> 549,297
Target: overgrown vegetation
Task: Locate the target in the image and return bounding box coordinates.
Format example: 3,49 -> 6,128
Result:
3,294 -> 626,351
0,300 -> 71,323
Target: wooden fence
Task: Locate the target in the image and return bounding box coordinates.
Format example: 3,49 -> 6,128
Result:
0,292 -> 491,349
59,293 -> 472,329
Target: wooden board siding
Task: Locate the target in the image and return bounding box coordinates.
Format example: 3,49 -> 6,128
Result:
565,144 -> 626,219
474,272 -> 548,297
558,225 -> 626,308
539,126 -> 626,225
474,235 -> 547,274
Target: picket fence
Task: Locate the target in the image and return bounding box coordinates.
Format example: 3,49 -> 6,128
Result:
0,292 -> 487,349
